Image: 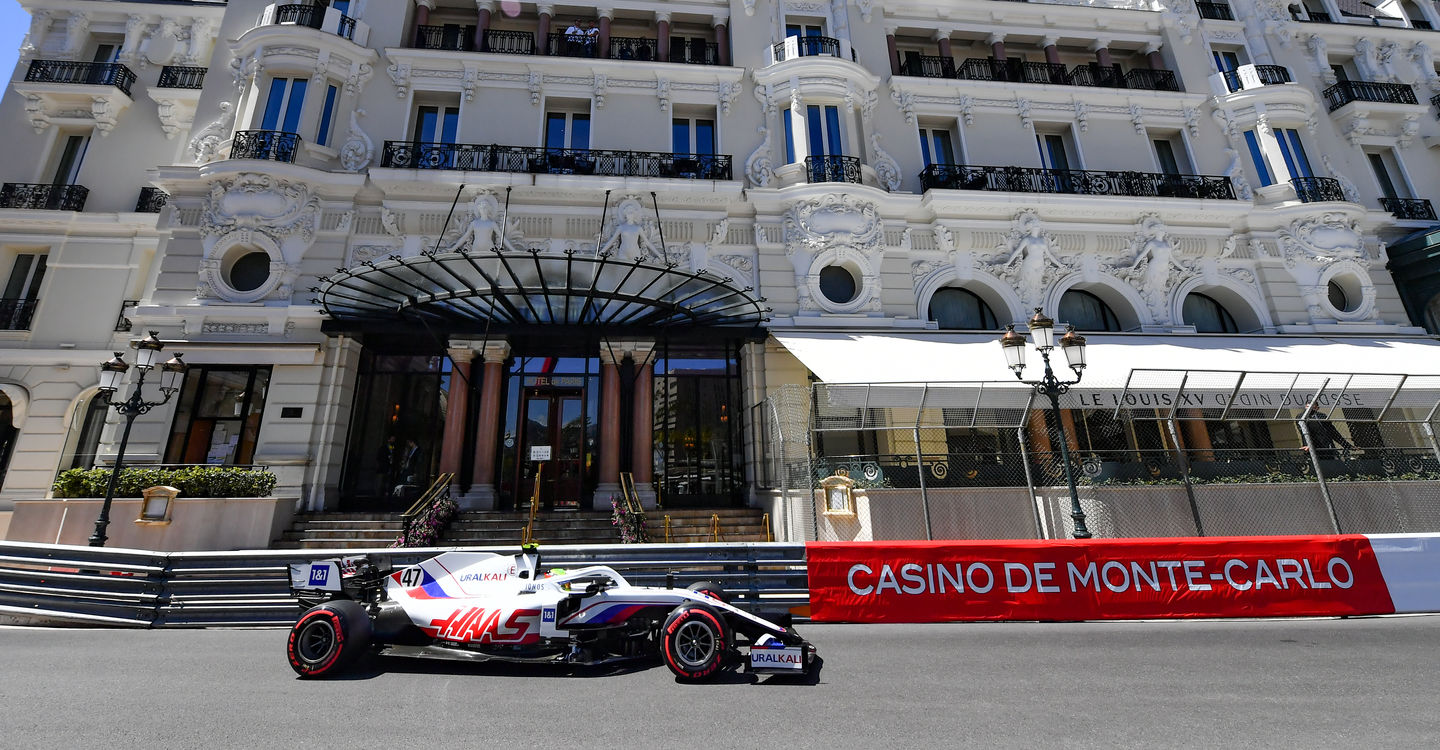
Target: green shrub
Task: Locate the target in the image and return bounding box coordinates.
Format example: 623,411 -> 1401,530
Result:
51,466 -> 278,499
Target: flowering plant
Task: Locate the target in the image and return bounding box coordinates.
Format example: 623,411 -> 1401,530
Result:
391,494 -> 459,548
611,496 -> 649,543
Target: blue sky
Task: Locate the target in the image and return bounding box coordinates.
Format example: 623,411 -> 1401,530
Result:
0,1 -> 27,86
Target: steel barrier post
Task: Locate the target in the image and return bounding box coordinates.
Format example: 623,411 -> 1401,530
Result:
1166,416 -> 1206,536
1017,422 -> 1047,538
914,424 -> 933,540
1298,417 -> 1343,534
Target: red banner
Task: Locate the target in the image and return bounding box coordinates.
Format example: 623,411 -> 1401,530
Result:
806,536 -> 1395,622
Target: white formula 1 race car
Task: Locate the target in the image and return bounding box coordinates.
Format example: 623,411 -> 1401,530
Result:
286,546 -> 817,682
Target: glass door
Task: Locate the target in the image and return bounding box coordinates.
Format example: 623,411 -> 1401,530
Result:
518,386 -> 584,511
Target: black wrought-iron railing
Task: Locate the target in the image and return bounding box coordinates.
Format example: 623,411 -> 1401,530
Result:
919,164 -> 1236,199
114,300 -> 138,333
805,155 -> 863,184
380,141 -> 733,179
543,33 -> 719,63
666,38 -> 721,65
943,57 -> 1178,90
1415,19 -> 1434,29
609,36 -> 660,61
900,54 -> 957,78
1220,64 -> 1292,92
230,130 -> 301,163
0,298 -> 39,331
773,35 -> 853,62
274,3 -> 324,29
1381,197 -> 1437,220
482,29 -> 536,55
1432,92 -> 1440,116
25,60 -> 137,96
337,14 -> 357,40
1301,10 -> 1334,22
1195,1 -> 1234,19
0,182 -> 89,211
1123,68 -> 1181,91
1323,79 -> 1419,111
156,65 -> 206,88
135,187 -> 168,213
1291,176 -> 1345,202
415,24 -> 475,51
1068,63 -> 1126,88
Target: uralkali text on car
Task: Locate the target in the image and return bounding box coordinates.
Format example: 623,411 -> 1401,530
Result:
285,545 -> 817,682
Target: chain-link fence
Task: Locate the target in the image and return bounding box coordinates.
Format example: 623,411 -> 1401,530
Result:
755,378 -> 1440,542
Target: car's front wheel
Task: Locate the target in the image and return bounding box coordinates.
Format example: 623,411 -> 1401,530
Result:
661,604 -> 731,682
287,600 -> 372,678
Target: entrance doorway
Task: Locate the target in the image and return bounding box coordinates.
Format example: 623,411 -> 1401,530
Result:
518,385 -> 585,510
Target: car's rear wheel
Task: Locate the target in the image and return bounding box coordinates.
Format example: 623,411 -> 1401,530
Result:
686,580 -> 731,604
287,600 -> 372,678
661,604 -> 731,682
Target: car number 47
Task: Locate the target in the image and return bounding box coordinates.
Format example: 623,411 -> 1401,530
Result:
401,566 -> 424,588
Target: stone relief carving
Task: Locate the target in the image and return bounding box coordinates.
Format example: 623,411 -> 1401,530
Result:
187,101 -> 235,164
1354,38 -> 1386,81
443,192 -> 525,253
1280,213 -> 1364,268
1410,41 -> 1440,91
599,196 -> 664,261
198,174 -> 321,302
1121,215 -> 1187,319
1074,101 -> 1089,133
889,87 -> 916,124
387,61 -> 412,98
870,134 -> 902,192
339,108 -> 374,172
1320,155 -> 1360,203
62,13 -> 90,60
994,211 -> 1069,312
1223,148 -> 1254,201
784,194 -> 886,314
20,10 -> 53,61
717,80 -> 740,116
1306,35 -> 1336,86
139,19 -> 184,67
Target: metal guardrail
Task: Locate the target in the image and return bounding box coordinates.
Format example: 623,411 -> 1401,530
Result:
0,541 -> 810,628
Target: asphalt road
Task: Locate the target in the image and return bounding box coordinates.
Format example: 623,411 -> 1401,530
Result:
2,617 -> 1437,749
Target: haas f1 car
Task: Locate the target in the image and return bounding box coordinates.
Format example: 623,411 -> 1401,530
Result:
286,547 -> 817,682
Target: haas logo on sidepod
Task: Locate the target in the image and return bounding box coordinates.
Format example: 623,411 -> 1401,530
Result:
427,607 -> 541,644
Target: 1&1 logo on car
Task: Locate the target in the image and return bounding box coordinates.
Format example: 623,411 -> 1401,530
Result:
308,564 -> 330,587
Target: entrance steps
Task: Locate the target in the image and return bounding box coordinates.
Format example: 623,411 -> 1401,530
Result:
274,513 -> 404,549
273,509 -> 770,549
443,507 -> 771,546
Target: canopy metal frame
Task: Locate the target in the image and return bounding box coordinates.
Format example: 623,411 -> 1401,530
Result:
313,248 -> 771,334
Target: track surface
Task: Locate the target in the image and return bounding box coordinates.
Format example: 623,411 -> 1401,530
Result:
2,617 -> 1437,749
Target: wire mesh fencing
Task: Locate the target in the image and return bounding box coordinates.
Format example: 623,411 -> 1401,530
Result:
764,381 -> 1440,542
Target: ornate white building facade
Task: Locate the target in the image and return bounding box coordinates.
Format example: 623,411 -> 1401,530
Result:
2,0 -> 1440,539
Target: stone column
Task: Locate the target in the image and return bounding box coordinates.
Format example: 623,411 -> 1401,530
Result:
1042,36 -> 1061,66
598,7 -> 613,59
463,339 -> 510,510
885,27 -> 900,75
415,0 -> 434,47
537,3 -> 553,55
657,11 -> 671,62
594,346 -> 623,507
438,344 -> 475,485
1092,40 -> 1114,69
475,0 -> 493,51
935,31 -> 953,60
1179,411 -> 1215,462
1144,43 -> 1164,70
989,32 -> 1006,63
788,92 -> 808,164
629,342 -> 658,508
714,15 -> 730,66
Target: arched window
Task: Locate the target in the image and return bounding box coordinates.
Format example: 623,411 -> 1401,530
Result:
928,288 -> 999,330
1183,292 -> 1240,333
1058,289 -> 1121,332
64,394 -> 110,470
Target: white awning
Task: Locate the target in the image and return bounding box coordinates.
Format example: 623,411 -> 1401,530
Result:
774,331 -> 1440,385
776,331 -> 1440,421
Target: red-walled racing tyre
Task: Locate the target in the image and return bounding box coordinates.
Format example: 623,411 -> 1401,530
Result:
287,600 -> 373,678
686,580 -> 731,605
661,604 -> 732,682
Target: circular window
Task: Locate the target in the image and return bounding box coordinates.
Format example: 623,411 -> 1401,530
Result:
227,251 -> 272,293
1327,280 -> 1352,313
818,265 -> 857,305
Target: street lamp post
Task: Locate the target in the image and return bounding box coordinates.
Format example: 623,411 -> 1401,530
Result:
1000,309 -> 1092,540
89,331 -> 187,547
